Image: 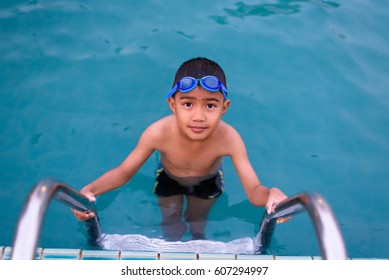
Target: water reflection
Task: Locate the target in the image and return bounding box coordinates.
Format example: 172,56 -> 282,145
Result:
224,1 -> 301,18
208,0 -> 340,23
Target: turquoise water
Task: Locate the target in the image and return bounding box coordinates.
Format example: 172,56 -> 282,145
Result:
0,0 -> 388,258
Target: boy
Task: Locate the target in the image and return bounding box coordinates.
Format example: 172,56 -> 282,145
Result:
73,57 -> 287,241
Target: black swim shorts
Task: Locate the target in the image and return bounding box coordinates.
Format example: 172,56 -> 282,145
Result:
153,165 -> 224,200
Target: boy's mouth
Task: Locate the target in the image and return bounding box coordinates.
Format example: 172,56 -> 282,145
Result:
189,125 -> 208,133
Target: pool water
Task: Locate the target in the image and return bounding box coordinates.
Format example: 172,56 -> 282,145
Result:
0,0 -> 388,259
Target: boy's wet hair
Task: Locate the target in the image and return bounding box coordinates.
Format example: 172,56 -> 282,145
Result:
172,57 -> 227,88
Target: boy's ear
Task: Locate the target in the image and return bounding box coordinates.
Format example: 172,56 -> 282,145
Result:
221,99 -> 231,115
168,97 -> 176,114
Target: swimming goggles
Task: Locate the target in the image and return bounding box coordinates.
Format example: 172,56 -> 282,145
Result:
166,76 -> 228,99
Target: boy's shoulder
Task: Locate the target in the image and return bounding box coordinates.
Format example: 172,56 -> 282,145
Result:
218,120 -> 241,139
217,121 -> 247,155
143,115 -> 174,139
148,115 -> 173,130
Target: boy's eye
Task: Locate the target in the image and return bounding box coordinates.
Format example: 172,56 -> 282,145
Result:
206,104 -> 216,109
183,102 -> 192,107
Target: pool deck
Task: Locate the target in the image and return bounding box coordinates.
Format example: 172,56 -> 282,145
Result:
1,246 -> 387,260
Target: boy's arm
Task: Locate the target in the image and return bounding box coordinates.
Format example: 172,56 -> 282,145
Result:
228,128 -> 287,214
72,126 -> 157,221
81,127 -> 156,197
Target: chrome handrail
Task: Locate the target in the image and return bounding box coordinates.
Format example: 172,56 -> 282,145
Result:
256,191 -> 348,260
11,178 -> 102,259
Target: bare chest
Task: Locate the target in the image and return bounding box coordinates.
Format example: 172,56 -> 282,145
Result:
159,144 -> 224,176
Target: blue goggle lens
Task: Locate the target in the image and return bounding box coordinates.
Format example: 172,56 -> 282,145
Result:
179,77 -> 197,92
201,76 -> 219,90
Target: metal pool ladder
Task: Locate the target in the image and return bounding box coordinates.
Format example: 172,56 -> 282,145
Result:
10,178 -> 102,259
10,178 -> 347,259
256,191 -> 348,259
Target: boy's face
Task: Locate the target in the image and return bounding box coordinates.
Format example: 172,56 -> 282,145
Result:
168,87 -> 230,141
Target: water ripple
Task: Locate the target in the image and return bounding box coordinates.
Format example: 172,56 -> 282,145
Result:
224,2 -> 301,19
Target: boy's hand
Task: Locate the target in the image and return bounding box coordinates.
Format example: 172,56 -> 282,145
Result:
80,190 -> 96,203
265,187 -> 291,224
71,190 -> 96,221
71,209 -> 96,221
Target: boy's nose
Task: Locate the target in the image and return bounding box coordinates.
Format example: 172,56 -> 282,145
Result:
192,107 -> 206,121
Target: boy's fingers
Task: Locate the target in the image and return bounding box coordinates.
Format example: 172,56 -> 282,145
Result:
266,200 -> 280,214
85,194 -> 96,202
265,200 -> 274,214
71,208 -> 95,221
81,192 -> 96,202
277,216 -> 292,224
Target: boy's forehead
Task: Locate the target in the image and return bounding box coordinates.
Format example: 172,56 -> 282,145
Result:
177,88 -> 224,101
